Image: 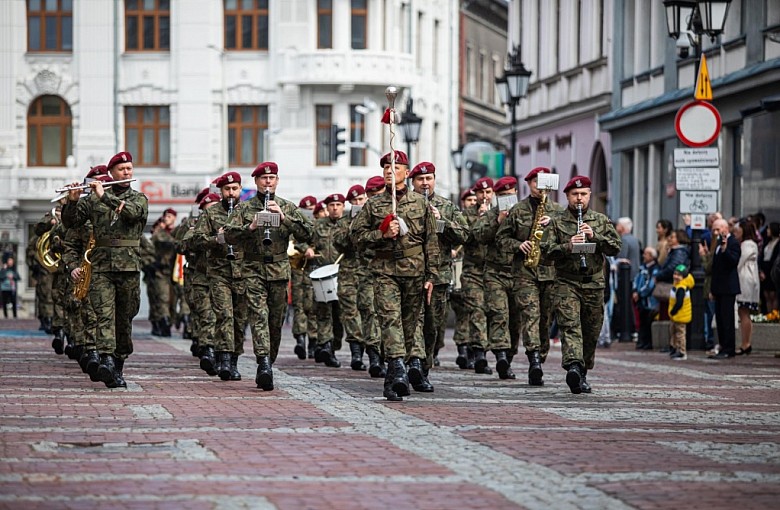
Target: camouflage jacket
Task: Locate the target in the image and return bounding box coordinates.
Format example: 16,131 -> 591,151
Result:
542,206 -> 622,289
190,200 -> 245,279
424,192 -> 468,285
496,195 -> 564,280
310,216 -> 342,266
62,221 -> 92,274
350,187 -> 439,281
152,227 -> 177,274
139,235 -> 156,275
61,186 -> 148,273
34,211 -> 58,236
333,213 -> 372,272
461,205 -> 488,273
224,193 -> 313,281
175,215 -> 206,275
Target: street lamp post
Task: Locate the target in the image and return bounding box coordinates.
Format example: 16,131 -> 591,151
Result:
451,145 -> 463,200
399,97 -> 423,162
494,45 -> 531,179
663,0 -> 732,351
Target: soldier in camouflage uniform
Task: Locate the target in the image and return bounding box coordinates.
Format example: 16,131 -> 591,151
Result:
351,151 -> 440,401
34,204 -> 69,355
151,208 -> 177,337
409,162 -> 469,376
62,151 -> 148,389
459,177 -> 494,374
190,172 -> 247,382
496,167 -> 564,385
448,189 -> 477,353
542,176 -> 621,394
307,193 -> 346,368
224,162 -> 313,391
291,195 -> 318,359
27,234 -> 54,333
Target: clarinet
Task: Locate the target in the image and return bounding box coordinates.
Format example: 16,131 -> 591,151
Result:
577,203 -> 588,273
262,188 -> 272,246
226,197 -> 237,260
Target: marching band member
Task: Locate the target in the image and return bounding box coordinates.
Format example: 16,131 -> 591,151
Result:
291,196 -> 318,359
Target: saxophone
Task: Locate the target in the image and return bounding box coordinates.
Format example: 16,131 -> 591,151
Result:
523,190 -> 548,268
73,233 -> 96,301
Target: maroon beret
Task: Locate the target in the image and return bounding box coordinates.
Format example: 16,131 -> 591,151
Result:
473,177 -> 494,191
563,175 -> 592,193
323,193 -> 346,205
365,176 -> 386,193
346,184 -> 366,199
94,174 -> 113,183
252,161 -> 278,177
313,201 -> 325,214
525,166 -> 551,182
107,151 -> 132,169
409,161 -> 435,178
460,188 -> 476,201
216,171 -> 242,188
299,195 -> 317,208
493,176 -> 518,192
86,165 -> 108,179
199,193 -> 220,209
163,208 -> 177,216
379,150 -> 409,168
195,187 -> 210,204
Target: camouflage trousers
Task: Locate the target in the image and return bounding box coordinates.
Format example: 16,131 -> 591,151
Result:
337,262 -> 364,345
449,289 -> 469,346
552,281 -> 603,370
186,271 -> 216,348
516,273 -> 555,362
420,283 -> 449,369
152,271 -> 172,321
173,280 -> 189,319
316,300 -> 343,349
89,271 -> 141,359
209,273 -> 247,355
357,270 -> 380,348
373,273 -> 426,360
51,272 -> 68,331
66,289 -> 97,351
460,268 -> 488,350
245,275 -> 288,363
483,267 -> 521,352
35,271 -> 54,318
291,268 -> 316,339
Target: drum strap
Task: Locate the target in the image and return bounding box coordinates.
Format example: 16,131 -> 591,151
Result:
374,245 -> 423,260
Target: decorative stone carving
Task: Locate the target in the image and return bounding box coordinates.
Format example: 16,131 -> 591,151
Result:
34,70 -> 61,96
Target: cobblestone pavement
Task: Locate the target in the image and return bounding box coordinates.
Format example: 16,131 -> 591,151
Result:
1,319 -> 779,509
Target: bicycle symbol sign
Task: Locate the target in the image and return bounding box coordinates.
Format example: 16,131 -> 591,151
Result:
679,191 -> 717,214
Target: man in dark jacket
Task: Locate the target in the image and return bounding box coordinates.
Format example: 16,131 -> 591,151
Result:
709,218 -> 741,359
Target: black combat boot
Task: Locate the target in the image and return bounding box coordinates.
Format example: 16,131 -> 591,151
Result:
160,317 -> 172,337
527,351 -> 544,386
294,334 -> 307,360
85,350 -> 101,382
366,346 -> 386,378
43,317 -> 53,334
113,357 -> 127,388
565,363 -> 584,395
466,346 -> 476,369
455,344 -> 469,369
97,354 -> 119,388
494,350 -> 514,380
38,318 -> 47,331
181,315 -> 192,339
316,341 -> 341,368
255,356 -> 274,391
411,361 -> 434,393
78,349 -> 91,373
473,347 -> 492,375
407,357 -> 424,386
307,336 -> 316,359
217,352 -> 232,381
199,347 -> 217,376
229,353 -> 242,381
64,335 -> 76,359
190,338 -> 199,357
349,341 -> 366,371
580,367 -> 592,393
383,361 -> 403,401
151,320 -> 161,336
389,358 -> 410,398
433,347 -> 440,367
51,328 -> 65,355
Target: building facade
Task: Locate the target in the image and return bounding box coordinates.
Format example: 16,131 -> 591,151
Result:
0,0 -> 459,307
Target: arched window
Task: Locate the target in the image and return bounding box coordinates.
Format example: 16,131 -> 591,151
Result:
27,95 -> 72,167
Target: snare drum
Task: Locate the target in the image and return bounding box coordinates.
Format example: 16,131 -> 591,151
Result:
309,264 -> 339,303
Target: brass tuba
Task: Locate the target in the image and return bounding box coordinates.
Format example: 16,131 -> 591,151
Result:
73,233 -> 95,301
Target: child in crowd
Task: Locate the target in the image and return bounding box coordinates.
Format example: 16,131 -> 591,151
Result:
669,264 -> 695,360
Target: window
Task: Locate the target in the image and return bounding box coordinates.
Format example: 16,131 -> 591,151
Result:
27,95 -> 72,166
27,0 -> 73,52
225,0 -> 269,50
317,0 -> 332,49
125,106 -> 170,166
351,0 -> 367,49
416,11 -> 424,68
315,105 -> 332,166
125,0 -> 170,51
228,105 -> 268,167
350,105 -> 366,166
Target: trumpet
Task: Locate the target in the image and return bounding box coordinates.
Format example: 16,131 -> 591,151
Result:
55,179 -> 136,194
226,197 -> 237,260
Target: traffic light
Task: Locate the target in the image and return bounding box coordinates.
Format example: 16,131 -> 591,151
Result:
330,124 -> 346,162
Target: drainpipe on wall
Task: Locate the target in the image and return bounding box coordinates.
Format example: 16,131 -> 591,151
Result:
113,0 -> 120,152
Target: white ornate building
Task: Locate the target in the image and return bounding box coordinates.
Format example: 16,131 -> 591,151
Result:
0,0 -> 459,309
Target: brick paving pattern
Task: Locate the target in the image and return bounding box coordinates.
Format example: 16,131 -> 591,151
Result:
1,319 -> 779,509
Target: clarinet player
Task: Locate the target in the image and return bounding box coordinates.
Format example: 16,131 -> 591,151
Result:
542,176 -> 621,394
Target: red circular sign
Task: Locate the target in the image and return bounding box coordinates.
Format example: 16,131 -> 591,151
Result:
674,100 -> 722,148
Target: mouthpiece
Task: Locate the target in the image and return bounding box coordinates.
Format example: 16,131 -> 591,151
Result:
385,86 -> 397,109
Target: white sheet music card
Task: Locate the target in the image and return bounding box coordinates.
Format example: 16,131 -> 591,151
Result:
350,205 -> 363,218
496,194 -> 518,211
537,173 -> 560,190
299,209 -> 314,220
571,242 -> 596,254
255,211 -> 281,227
